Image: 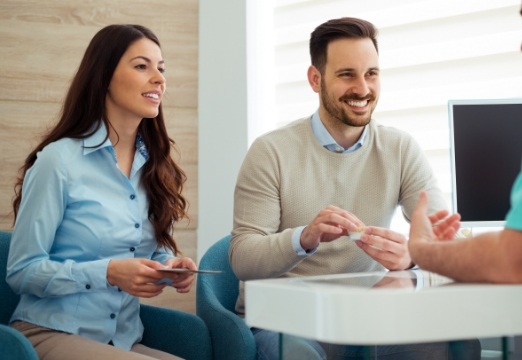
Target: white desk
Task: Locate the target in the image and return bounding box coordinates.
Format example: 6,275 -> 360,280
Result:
245,270 -> 522,345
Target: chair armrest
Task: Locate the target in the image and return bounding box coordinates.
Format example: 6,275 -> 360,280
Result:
140,304 -> 212,360
0,324 -> 38,360
196,284 -> 256,360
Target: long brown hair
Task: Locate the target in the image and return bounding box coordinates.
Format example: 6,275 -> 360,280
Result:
310,17 -> 379,74
12,24 -> 186,255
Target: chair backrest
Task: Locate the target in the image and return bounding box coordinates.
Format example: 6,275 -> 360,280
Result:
0,230 -> 20,325
196,234 -> 256,360
197,234 -> 239,312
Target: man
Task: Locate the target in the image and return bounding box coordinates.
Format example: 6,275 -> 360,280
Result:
230,17 -> 480,359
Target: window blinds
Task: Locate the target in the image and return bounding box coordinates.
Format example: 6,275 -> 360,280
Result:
249,0 -> 522,232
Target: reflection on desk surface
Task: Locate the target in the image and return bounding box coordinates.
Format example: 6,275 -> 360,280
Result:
293,270 -> 454,290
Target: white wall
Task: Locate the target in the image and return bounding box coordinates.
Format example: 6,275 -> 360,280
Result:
198,0 -> 249,261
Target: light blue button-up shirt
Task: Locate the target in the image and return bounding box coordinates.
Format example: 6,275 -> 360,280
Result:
6,123 -> 174,350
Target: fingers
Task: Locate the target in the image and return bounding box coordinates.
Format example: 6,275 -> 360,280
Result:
128,283 -> 167,298
302,206 -> 365,248
324,205 -> 365,229
108,258 -> 197,297
173,280 -> 194,293
363,227 -> 406,245
161,257 -> 197,292
428,209 -> 450,225
432,213 -> 461,240
170,272 -> 195,292
413,190 -> 430,218
356,227 -> 411,270
355,237 -> 411,271
415,190 -> 461,241
167,257 -> 197,271
410,191 -> 439,241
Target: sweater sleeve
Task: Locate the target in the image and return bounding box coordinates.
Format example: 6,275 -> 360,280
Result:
397,133 -> 448,222
230,137 -> 307,281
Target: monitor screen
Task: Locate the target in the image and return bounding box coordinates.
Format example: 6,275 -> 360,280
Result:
449,99 -> 522,228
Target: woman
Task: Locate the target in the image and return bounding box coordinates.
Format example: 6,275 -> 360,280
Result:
7,24 -> 195,359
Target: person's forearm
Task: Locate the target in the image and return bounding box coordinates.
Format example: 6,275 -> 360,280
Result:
415,229 -> 522,283
412,232 -> 503,283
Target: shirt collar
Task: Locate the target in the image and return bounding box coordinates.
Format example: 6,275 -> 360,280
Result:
310,110 -> 367,154
83,122 -> 112,155
82,122 -> 149,161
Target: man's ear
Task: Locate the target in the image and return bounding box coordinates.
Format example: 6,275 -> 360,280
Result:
307,65 -> 321,93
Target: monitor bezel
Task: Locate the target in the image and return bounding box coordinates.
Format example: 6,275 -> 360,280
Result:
448,98 -> 522,228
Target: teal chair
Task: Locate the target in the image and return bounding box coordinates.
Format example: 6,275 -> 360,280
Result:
196,234 -> 256,360
0,230 -> 212,360
0,323 -> 38,360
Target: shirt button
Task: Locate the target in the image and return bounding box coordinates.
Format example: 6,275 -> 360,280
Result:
130,247 -> 135,252
134,223 -> 140,229
85,284 -> 91,290
130,194 -> 136,200
110,313 -> 116,319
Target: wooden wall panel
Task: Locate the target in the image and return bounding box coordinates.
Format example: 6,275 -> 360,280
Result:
0,101 -> 61,227
0,0 -> 199,313
0,0 -> 198,107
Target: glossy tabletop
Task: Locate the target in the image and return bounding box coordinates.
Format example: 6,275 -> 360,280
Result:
245,270 -> 522,345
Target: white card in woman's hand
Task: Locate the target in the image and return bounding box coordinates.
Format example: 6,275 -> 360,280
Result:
157,268 -> 222,274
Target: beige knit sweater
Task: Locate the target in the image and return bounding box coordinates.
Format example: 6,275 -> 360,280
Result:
230,116 -> 447,315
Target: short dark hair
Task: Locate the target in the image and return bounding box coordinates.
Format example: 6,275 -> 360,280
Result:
310,17 -> 378,73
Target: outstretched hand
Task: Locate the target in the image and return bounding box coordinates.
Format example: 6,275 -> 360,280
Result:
357,192 -> 461,271
409,191 -> 461,251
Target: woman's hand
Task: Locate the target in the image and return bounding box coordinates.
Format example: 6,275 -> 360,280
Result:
106,256 -> 198,297
162,257 -> 197,293
106,258 -> 170,298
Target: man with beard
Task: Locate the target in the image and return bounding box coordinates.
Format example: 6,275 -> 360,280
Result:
230,17 -> 480,359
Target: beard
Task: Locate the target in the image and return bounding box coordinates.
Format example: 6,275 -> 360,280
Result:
320,78 -> 377,127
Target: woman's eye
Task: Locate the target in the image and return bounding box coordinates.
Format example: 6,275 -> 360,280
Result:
135,64 -> 147,70
158,68 -> 165,74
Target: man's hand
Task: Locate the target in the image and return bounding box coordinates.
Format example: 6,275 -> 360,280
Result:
355,227 -> 412,270
300,205 -> 365,251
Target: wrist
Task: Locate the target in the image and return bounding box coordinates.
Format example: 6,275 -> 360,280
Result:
299,235 -> 317,253
106,259 -> 116,286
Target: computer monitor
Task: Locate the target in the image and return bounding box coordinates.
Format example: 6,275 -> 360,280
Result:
449,98 -> 522,228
